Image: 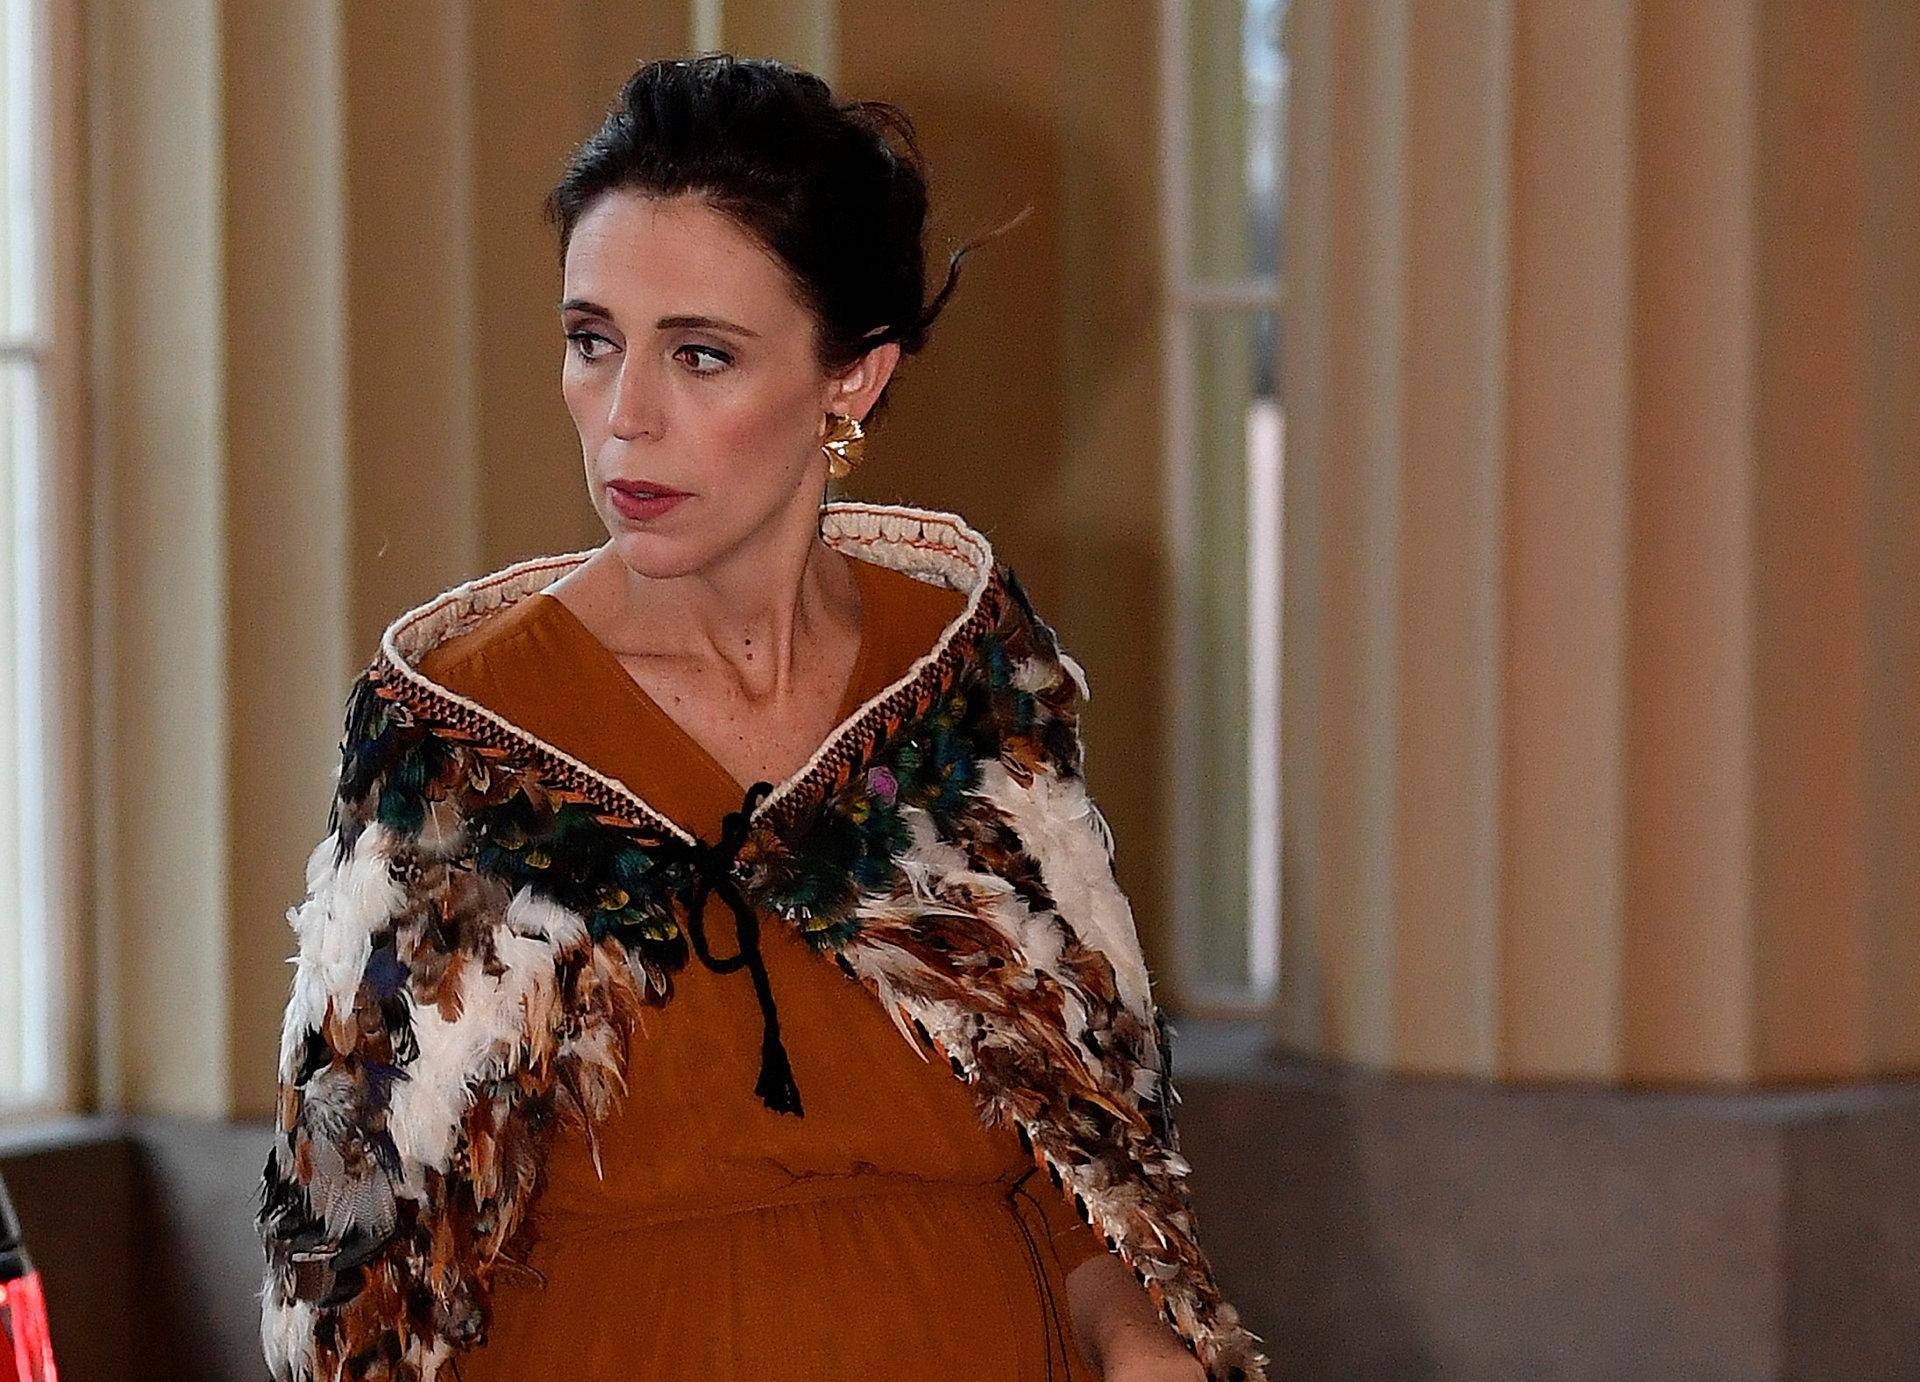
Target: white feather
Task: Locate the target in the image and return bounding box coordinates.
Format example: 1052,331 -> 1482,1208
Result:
894,806 -> 972,900
842,940 -> 964,1071
1085,796 -> 1117,859
387,929 -> 556,1180
1057,648 -> 1092,700
504,885 -> 588,947
277,957 -> 328,1086
1010,648 -> 1091,702
557,1020 -> 627,1098
896,805 -> 1073,988
886,1001 -> 931,1061
968,760 -> 1153,1026
278,825 -> 406,1082
1010,655 -> 1055,695
259,1292 -> 312,1382
314,825 -> 406,1002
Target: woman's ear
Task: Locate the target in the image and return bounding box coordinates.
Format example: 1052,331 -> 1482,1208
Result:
825,341 -> 901,421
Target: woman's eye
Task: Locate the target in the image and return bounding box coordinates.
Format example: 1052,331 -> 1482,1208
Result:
675,344 -> 732,375
566,330 -> 613,362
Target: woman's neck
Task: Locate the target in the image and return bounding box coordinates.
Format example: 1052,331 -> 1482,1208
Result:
567,504 -> 861,704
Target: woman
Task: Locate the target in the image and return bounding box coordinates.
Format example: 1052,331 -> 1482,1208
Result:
257,54 -> 1265,1382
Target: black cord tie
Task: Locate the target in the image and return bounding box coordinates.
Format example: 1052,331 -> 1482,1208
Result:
664,778 -> 804,1117
1005,1164 -> 1071,1381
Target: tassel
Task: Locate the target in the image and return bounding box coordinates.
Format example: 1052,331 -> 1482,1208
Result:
652,778 -> 807,1118
754,1021 -> 804,1115
736,903 -> 804,1116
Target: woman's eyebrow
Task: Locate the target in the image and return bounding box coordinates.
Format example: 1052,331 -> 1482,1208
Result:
656,313 -> 760,338
556,298 -> 759,339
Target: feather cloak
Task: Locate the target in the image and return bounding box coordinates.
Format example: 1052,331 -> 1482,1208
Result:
255,501 -> 1269,1382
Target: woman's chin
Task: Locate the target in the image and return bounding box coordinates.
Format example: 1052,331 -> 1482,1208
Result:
602,525 -> 713,583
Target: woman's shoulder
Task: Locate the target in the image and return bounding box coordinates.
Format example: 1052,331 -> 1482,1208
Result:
851,548 -> 970,626
413,590 -> 573,705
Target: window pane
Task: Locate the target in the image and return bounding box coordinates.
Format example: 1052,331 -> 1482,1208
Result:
0,0 -> 42,1106
0,359 -> 41,1102
1181,306 -> 1280,994
1185,0 -> 1288,283
0,0 -> 31,338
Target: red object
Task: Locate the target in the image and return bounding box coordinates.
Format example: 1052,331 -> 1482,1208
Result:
0,1171 -> 56,1382
0,1270 -> 56,1382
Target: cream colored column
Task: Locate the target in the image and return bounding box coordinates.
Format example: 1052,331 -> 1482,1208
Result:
1390,0 -> 1509,1076
1618,0 -> 1760,1080
220,0 -> 356,1118
93,0 -> 691,1119
1492,0 -> 1637,1080
1280,0 -> 1409,1067
93,0 -> 252,1118
1278,0 -> 1920,1083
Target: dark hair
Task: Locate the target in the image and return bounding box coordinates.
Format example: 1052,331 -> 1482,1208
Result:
543,52 -> 1027,424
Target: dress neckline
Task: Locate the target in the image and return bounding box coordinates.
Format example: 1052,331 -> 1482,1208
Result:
374,502 -> 1002,845
526,556 -> 882,804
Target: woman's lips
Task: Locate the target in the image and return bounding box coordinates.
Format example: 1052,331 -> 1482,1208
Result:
606,481 -> 690,522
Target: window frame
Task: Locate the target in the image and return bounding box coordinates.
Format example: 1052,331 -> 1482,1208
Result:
0,0 -> 91,1122
1156,0 -> 1285,1016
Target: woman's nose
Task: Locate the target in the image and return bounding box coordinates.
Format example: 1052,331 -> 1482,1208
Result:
607,361 -> 659,440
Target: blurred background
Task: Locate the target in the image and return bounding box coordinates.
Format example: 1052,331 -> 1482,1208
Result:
0,1 -> 1916,1378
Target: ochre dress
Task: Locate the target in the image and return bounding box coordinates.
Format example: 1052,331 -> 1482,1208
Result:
418,553 -> 1106,1381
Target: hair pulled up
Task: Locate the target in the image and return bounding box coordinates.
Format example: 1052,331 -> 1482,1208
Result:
544,52 -> 1027,422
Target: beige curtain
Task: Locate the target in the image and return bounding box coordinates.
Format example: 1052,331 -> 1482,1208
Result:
1279,0 -> 1920,1084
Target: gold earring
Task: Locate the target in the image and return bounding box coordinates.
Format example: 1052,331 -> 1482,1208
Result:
821,411 -> 867,480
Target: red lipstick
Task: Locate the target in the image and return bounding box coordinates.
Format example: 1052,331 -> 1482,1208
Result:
607,479 -> 691,522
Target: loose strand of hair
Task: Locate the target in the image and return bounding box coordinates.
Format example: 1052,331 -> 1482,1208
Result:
914,201 -> 1034,341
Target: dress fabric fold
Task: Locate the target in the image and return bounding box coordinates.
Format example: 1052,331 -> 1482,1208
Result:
417,554 -> 1106,1382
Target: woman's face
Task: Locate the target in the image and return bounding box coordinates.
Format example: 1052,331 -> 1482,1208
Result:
558,189 -> 896,580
